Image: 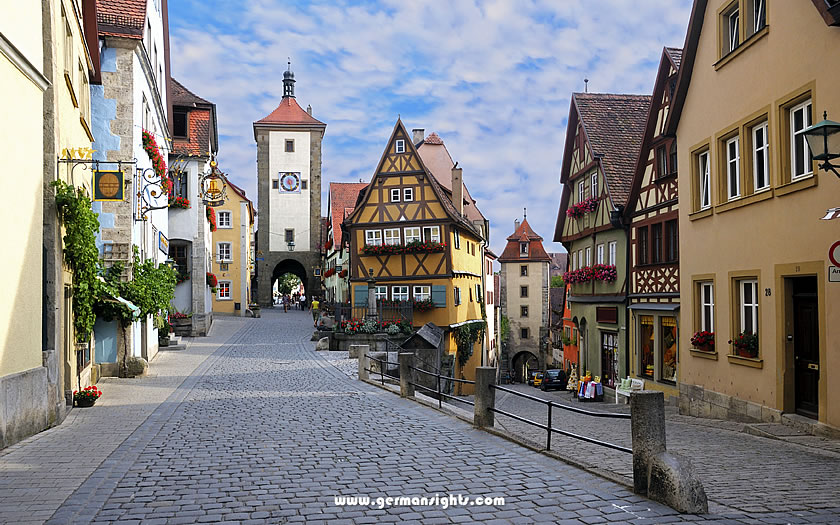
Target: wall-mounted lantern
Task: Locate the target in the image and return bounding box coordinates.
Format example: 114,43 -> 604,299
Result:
200,160 -> 228,207
803,111 -> 840,179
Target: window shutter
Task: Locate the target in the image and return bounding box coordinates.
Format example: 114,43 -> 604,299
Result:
354,285 -> 368,306
431,285 -> 446,307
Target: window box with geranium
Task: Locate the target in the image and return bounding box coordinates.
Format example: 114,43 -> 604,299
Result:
324,239 -> 333,251
690,330 -> 715,352
729,332 -> 758,358
413,298 -> 435,312
566,196 -> 599,219
564,264 -> 617,284
361,244 -> 404,256
141,130 -> 172,195
206,272 -> 218,288
74,385 -> 102,407
206,206 -> 217,232
338,269 -> 348,278
169,196 -> 190,209
323,267 -> 336,278
403,240 -> 446,254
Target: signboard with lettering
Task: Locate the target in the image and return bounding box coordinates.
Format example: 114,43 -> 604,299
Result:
159,231 -> 169,255
829,266 -> 840,283
93,170 -> 124,202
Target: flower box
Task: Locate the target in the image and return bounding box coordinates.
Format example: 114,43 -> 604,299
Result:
690,330 -> 715,352
169,196 -> 190,209
73,385 -> 102,408
729,332 -> 758,358
566,196 -> 600,219
361,241 -> 447,256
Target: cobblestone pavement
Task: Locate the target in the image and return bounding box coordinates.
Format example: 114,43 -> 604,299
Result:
2,311 -> 837,523
471,383 -> 840,517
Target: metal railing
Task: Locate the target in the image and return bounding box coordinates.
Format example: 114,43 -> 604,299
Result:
331,301 -> 413,325
409,366 -> 475,409
489,384 -> 632,454
365,354 -> 400,386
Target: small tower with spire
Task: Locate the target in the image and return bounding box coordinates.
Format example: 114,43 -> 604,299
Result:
283,60 -> 295,98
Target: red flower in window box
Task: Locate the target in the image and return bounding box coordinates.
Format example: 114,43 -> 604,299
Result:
206,272 -> 218,288
206,206 -> 217,232
566,196 -> 600,218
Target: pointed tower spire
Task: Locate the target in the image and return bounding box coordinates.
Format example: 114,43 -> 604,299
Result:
283,59 -> 295,98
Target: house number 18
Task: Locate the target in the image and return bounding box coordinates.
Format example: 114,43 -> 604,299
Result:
765,288 -> 771,296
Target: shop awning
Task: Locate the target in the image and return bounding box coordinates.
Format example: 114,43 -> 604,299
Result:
821,207 -> 840,220
628,303 -> 680,312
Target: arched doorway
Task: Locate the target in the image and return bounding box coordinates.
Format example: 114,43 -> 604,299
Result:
511,350 -> 539,383
271,259 -> 309,307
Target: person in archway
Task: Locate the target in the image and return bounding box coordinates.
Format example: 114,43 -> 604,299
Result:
300,292 -> 306,310
283,294 -> 289,313
310,296 -> 320,327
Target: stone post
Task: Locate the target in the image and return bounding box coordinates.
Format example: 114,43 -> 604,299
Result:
631,391 -> 667,495
358,349 -> 369,381
631,390 -> 708,514
366,283 -> 378,321
474,367 -> 497,428
399,352 -> 415,397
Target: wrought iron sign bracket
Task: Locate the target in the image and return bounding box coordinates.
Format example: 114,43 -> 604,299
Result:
135,166 -> 170,222
57,156 -> 136,190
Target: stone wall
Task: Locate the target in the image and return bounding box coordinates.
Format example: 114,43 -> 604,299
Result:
679,383 -> 781,423
0,366 -> 49,449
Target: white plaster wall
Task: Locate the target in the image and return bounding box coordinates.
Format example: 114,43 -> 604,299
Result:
268,130 -> 311,251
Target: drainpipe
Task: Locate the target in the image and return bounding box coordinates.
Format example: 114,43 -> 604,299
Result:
609,204 -> 631,380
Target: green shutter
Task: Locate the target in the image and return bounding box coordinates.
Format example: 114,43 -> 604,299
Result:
354,285 -> 368,306
432,285 -> 446,307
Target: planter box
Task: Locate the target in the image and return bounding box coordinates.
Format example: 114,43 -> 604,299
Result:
75,398 -> 96,408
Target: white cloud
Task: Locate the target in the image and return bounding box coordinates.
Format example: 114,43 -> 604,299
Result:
169,0 -> 692,256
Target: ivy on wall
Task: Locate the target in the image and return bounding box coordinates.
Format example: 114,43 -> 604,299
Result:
454,320 -> 486,367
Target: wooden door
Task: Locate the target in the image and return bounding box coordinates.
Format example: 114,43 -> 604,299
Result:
792,277 -> 819,418
601,331 -> 619,388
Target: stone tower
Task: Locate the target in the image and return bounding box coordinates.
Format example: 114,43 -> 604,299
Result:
253,64 -> 326,306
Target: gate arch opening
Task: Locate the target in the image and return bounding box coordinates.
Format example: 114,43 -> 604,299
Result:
271,259 -> 309,305
510,350 -> 539,383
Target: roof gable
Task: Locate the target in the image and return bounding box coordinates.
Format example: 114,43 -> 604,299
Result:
499,218 -> 551,262
254,97 -> 325,127
328,182 -> 367,247
97,0 -> 147,39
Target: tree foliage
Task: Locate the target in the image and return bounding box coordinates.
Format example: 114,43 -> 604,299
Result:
276,273 -> 301,295
551,275 -> 565,288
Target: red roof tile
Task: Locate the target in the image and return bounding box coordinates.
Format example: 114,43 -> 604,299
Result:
171,78 -> 212,106
96,0 -> 146,39
328,182 -> 368,248
255,97 -> 325,127
416,134 -> 486,223
573,93 -> 651,205
424,132 -> 444,145
499,218 -> 551,262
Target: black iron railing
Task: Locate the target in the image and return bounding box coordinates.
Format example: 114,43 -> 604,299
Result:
409,366 -> 475,409
489,385 -> 632,454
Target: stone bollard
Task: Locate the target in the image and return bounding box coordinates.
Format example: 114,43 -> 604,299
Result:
399,353 -> 415,397
358,348 -> 370,381
631,391 -> 708,514
473,367 -> 497,428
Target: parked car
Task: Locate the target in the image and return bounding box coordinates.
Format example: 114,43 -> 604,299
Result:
541,369 -> 567,391
527,371 -> 539,386
532,372 -> 544,387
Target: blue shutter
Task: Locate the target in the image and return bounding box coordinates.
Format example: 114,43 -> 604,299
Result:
354,285 -> 368,306
431,285 -> 446,307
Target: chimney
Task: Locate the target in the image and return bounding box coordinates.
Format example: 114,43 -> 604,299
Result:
412,128 -> 425,145
306,104 -> 312,116
514,219 -> 520,231
451,165 -> 464,216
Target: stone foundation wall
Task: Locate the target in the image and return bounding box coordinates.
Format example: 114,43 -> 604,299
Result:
679,383 -> 781,423
0,366 -> 49,449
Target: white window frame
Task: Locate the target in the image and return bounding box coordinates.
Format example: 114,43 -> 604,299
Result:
608,241 -> 617,266
578,180 -> 585,202
790,99 -> 813,180
218,211 -> 232,228
365,230 -> 382,246
728,7 -> 740,53
217,281 -> 231,300
422,226 -> 440,243
591,172 -> 598,198
726,136 -> 741,200
596,244 -> 605,264
414,285 -> 431,302
520,242 -> 528,256
571,254 -> 576,271
392,286 -> 409,302
752,0 -> 765,33
700,282 -> 714,333
383,228 -> 401,246
404,188 -> 414,201
752,121 -> 770,192
404,227 -> 421,243
454,287 -> 461,306
578,250 -> 583,270
395,139 -> 405,153
585,246 -> 591,267
453,229 -> 460,249
390,188 -> 400,202
699,150 -> 711,210
476,284 -> 482,302
375,286 -> 388,301
739,279 -> 759,334
217,242 -> 232,262
520,265 -> 528,277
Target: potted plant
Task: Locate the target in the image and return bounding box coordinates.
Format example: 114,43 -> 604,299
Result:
729,332 -> 758,358
690,330 -> 715,352
74,385 -> 102,408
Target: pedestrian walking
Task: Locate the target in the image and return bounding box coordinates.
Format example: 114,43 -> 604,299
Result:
283,294 -> 289,313
310,297 -> 320,327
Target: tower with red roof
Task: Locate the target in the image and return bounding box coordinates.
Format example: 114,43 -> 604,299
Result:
253,63 -> 327,305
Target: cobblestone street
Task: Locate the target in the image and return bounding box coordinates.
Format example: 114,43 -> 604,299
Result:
0,311 -> 836,524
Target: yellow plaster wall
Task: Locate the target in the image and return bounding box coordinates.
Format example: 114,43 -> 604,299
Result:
676,1 -> 840,427
212,197 -> 253,315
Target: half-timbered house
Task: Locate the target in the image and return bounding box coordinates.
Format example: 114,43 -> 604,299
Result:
346,120 -> 488,387
623,48 -> 682,400
554,93 -> 650,390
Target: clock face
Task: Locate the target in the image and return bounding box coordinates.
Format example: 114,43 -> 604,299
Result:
280,172 -> 300,192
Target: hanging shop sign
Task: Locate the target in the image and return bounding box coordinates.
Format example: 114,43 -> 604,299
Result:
159,231 -> 169,255
93,170 -> 125,201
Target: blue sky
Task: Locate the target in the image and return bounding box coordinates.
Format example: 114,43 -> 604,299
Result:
168,0 -> 693,257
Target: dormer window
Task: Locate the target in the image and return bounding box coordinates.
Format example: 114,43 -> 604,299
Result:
173,109 -> 188,138
395,140 -> 405,153
520,243 -> 528,257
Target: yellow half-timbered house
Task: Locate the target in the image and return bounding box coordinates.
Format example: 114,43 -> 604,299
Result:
346,120 -> 489,389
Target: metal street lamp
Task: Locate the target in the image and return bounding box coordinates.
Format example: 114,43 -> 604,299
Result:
803,111 -> 840,179
287,240 -> 295,251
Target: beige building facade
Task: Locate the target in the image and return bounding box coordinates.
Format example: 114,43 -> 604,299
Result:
671,0 -> 840,430
211,183 -> 254,315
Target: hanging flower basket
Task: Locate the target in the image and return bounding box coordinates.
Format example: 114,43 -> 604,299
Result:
73,385 -> 102,407
141,130 -> 171,194
206,272 -> 218,288
206,206 -> 217,232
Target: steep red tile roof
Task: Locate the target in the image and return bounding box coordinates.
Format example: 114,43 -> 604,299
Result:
171,78 -> 212,106
255,97 -> 325,126
96,0 -> 146,39
171,79 -> 216,157
416,134 -> 486,224
329,182 -> 367,248
424,132 -> 444,145
574,93 -> 651,205
499,218 -> 551,262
